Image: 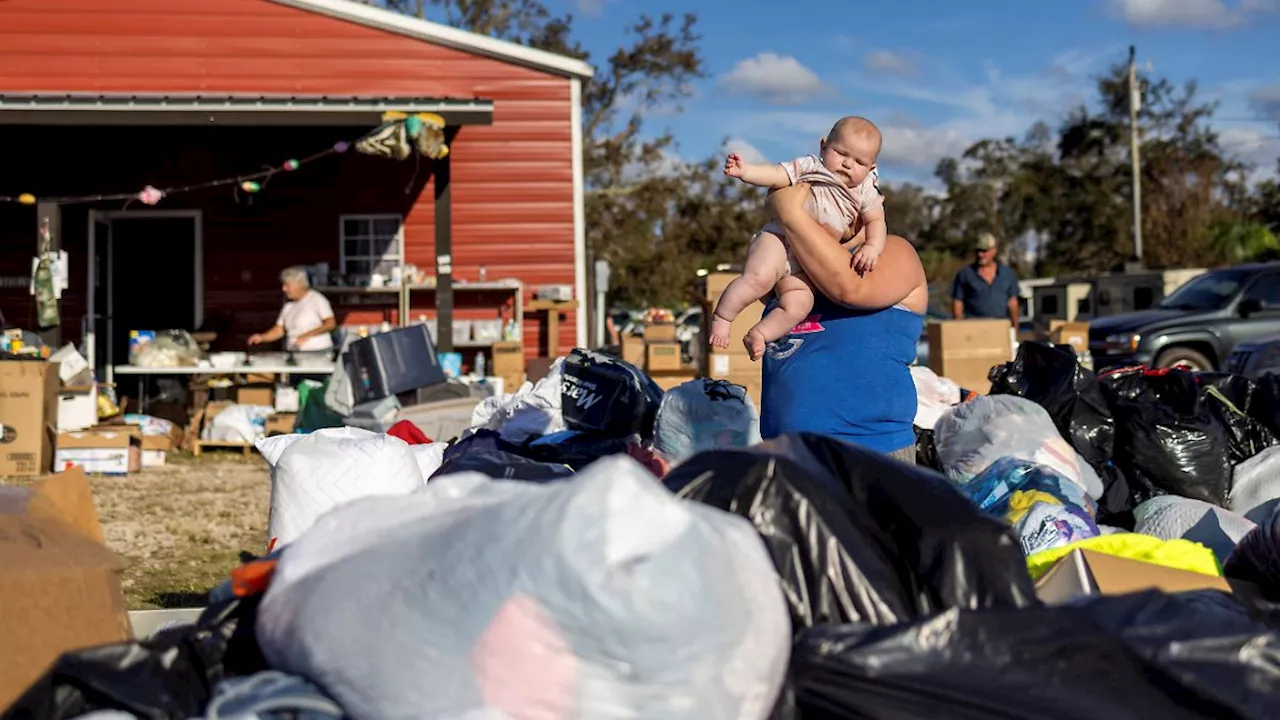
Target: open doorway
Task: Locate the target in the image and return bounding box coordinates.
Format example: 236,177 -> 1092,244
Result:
87,211 -> 202,381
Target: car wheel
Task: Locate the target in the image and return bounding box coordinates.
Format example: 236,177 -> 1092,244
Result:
1154,346 -> 1214,372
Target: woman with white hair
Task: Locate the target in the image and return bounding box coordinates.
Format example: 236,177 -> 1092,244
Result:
248,267 -> 336,352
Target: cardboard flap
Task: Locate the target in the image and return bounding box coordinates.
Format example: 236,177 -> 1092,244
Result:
1035,548 -> 1231,604
57,431 -> 138,450
1081,549 -> 1231,595
24,466 -> 104,544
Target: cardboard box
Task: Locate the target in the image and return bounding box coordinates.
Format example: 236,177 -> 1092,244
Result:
697,272 -> 765,358
643,323 -> 677,343
491,341 -> 525,376
265,412 -> 297,437
236,384 -> 274,407
620,334 -> 646,368
140,434 -> 170,468
0,360 -> 60,477
0,466 -> 131,708
1035,548 -> 1232,605
497,371 -> 525,393
57,385 -> 98,432
926,319 -> 1012,393
1049,320 -> 1090,355
55,429 -> 142,475
646,342 -> 682,372
707,351 -> 760,379
649,371 -> 697,392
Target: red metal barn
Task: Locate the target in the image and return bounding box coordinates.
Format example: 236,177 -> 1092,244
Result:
0,0 -> 592,376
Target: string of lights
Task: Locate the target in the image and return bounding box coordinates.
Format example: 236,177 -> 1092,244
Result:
0,111 -> 450,208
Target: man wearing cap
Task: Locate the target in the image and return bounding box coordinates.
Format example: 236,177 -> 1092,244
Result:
950,232 -> 1020,326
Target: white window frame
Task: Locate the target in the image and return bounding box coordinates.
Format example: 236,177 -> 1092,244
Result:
338,214 -> 405,283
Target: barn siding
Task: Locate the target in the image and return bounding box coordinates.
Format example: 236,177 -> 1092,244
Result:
0,0 -> 579,358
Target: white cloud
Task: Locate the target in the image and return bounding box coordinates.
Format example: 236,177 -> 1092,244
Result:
864,50 -> 917,76
1249,84 -> 1280,120
1104,0 -> 1280,28
1219,126 -> 1280,182
878,126 -> 973,169
724,138 -> 768,165
718,53 -> 827,105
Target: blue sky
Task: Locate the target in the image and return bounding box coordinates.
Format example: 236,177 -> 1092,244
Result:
544,0 -> 1280,188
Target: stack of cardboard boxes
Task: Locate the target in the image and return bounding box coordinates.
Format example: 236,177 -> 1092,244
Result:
490,341 -> 527,392
0,352 -> 187,477
926,318 -> 1092,394
699,272 -> 763,406
622,318 -> 697,391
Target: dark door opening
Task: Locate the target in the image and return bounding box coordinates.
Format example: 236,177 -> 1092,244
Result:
108,216 -> 199,369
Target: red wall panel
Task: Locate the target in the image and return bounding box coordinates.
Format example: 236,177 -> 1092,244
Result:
0,0 -> 581,358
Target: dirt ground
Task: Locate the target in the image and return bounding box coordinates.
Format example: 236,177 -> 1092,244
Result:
4,453 -> 272,611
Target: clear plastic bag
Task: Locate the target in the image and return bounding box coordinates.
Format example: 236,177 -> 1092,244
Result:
129,329 -> 201,368
652,378 -> 761,466
257,455 -> 791,720
935,395 -> 1104,499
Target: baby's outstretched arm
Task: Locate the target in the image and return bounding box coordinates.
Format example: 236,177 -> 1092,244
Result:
851,207 -> 888,273
724,153 -> 790,189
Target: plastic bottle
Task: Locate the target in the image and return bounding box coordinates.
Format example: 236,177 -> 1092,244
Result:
478,264 -> 488,282
476,352 -> 486,378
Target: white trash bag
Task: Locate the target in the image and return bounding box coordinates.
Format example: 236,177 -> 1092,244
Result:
262,427 -> 423,551
910,365 -> 962,430
1134,495 -> 1256,564
257,455 -> 791,720
470,358 -> 566,444
935,395 -> 1104,499
1230,445 -> 1280,523
652,378 -> 762,466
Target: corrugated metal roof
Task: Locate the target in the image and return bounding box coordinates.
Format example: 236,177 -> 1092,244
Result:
269,0 -> 595,79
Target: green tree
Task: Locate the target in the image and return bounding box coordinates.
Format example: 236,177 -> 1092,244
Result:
359,0 -> 711,306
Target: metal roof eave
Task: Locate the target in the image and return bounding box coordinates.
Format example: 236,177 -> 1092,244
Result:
0,94 -> 495,127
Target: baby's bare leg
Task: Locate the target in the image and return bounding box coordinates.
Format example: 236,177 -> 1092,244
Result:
709,232 -> 788,349
743,273 -> 814,361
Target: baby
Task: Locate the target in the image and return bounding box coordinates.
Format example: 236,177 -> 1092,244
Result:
709,116 -> 887,360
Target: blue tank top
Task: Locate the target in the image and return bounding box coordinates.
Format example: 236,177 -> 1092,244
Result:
760,294 -> 924,454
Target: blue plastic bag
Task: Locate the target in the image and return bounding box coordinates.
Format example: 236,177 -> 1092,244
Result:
960,457 -> 1101,555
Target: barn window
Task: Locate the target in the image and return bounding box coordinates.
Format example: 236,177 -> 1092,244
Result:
340,215 -> 403,283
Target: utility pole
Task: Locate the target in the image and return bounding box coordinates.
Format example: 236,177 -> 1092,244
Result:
1128,45 -> 1144,266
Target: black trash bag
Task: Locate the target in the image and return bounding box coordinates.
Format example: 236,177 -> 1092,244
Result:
440,428 -> 505,462
3,593 -> 267,720
989,341 -> 1115,468
431,447 -> 575,482
1101,368 -> 1235,507
790,590 -> 1280,720
664,433 -> 1038,631
516,430 -> 635,470
1198,371 -> 1256,409
1207,384 -> 1279,464
1225,505 -> 1280,604
1095,462 -> 1138,530
1249,372 -> 1280,439
560,348 -> 664,440
913,426 -> 941,471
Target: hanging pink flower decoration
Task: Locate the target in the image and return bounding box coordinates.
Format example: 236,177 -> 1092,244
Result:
138,186 -> 165,205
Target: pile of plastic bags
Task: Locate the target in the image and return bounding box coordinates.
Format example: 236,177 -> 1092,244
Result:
915,341 -> 1280,608
7,344 -> 1280,720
